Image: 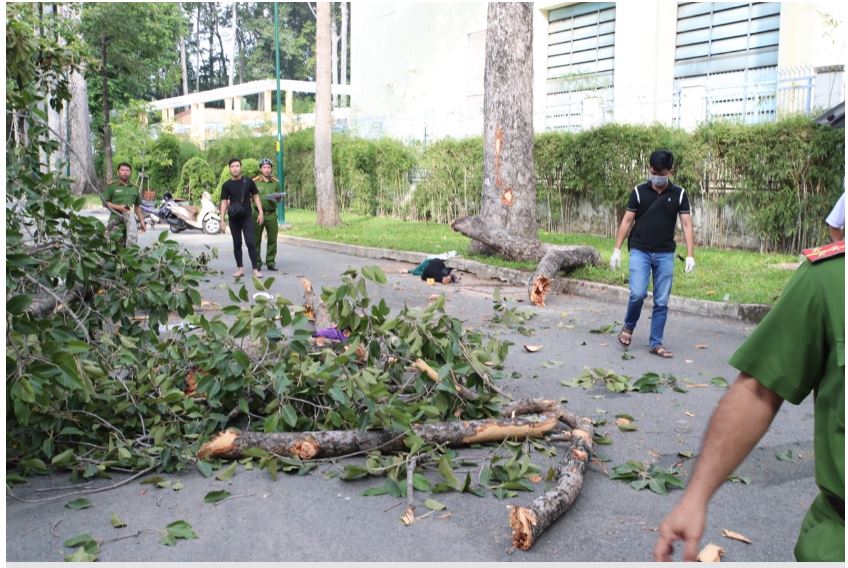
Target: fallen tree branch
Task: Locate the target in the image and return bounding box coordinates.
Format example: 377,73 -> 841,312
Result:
198,411 -> 565,461
509,415 -> 595,550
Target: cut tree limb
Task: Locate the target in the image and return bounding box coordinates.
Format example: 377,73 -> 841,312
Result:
412,358 -> 479,401
451,215 -> 600,306
198,411 -> 566,461
509,415 -> 594,551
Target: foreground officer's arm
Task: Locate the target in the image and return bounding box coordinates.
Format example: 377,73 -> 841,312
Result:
653,373 -> 783,561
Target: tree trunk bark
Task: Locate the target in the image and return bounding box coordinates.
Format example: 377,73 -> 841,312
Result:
194,5 -> 201,93
198,409 -> 567,460
228,3 -> 237,86
179,5 -> 189,97
45,4 -> 65,174
341,2 -> 348,107
509,415 -> 594,550
472,2 -> 535,255
452,215 -> 600,305
314,2 -> 340,226
67,68 -> 99,194
331,6 -> 339,108
100,36 -> 113,184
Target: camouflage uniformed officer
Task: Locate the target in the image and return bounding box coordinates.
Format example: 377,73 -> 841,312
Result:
252,158 -> 280,271
103,162 -> 146,245
654,240 -> 844,562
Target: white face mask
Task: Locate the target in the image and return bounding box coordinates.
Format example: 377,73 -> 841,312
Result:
649,174 -> 669,187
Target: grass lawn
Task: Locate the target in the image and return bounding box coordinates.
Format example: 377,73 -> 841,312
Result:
81,194 -> 103,208
282,209 -> 799,304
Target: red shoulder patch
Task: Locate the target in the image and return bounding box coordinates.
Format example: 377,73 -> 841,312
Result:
802,240 -> 845,263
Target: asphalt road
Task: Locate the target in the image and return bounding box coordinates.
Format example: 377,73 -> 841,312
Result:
6,214 -> 817,562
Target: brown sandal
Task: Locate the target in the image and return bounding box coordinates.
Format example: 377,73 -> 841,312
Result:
649,345 -> 674,359
618,327 -> 633,347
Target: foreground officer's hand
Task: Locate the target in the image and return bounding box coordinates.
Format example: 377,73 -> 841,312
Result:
610,249 -> 622,271
653,499 -> 706,561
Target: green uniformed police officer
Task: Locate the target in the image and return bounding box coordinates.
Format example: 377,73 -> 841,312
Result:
103,162 -> 146,245
654,240 -> 845,562
252,158 -> 279,271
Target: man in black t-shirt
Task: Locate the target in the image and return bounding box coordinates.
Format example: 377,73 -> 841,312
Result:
220,158 -> 265,279
609,150 -> 695,359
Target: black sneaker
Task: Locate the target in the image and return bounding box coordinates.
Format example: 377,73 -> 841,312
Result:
266,265 -> 277,271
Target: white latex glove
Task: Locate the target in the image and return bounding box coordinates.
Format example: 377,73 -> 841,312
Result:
610,249 -> 622,271
685,256 -> 695,273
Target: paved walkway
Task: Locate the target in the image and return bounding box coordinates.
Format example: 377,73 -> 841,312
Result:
7,219 -> 814,562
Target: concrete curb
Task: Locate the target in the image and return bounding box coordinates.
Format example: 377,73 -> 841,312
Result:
279,235 -> 772,324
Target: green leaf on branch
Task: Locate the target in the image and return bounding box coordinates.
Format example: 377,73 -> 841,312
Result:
215,463 -> 237,481
65,498 -> 92,510
204,490 -> 232,504
160,520 -> 198,546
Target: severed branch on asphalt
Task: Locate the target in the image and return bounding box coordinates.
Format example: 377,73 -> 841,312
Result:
198,399 -> 594,551
450,215 -> 600,306
509,414 -> 594,550
198,407 -> 567,460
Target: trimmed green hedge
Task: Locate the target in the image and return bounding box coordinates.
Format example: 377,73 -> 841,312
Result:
203,117 -> 844,251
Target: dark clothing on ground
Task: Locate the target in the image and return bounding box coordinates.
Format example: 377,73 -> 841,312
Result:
626,182 -> 690,252
421,258 -> 453,282
229,214 -> 258,269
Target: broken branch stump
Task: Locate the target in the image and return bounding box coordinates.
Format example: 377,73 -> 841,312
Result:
450,215 -> 600,306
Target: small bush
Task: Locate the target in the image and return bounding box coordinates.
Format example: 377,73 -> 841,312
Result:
178,157 -> 217,202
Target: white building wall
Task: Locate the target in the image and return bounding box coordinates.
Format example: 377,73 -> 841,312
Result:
350,2 -> 845,141
349,2 -> 488,141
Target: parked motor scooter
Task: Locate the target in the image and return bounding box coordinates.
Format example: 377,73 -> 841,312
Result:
140,199 -> 161,229
160,192 -> 221,235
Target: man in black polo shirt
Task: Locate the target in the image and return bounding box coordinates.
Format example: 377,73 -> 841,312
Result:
609,149 -> 695,358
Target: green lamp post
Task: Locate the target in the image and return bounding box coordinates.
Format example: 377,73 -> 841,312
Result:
273,2 -> 286,224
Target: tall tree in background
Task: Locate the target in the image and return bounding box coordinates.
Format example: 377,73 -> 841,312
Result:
314,2 -> 340,226
80,3 -> 185,181
452,3 -> 600,304
471,2 -> 536,254
179,3 -> 190,96
340,2 -> 349,106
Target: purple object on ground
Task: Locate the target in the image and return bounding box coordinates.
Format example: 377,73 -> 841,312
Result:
313,327 -> 347,342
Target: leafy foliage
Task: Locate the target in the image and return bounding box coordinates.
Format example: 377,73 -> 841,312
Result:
631,372 -> 688,394
562,367 -> 631,393
490,288 -> 536,336
178,157 -> 218,202
609,461 -> 686,495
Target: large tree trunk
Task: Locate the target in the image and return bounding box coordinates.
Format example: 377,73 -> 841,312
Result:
100,36 -> 113,184
471,3 -> 535,255
341,2 -> 348,107
314,2 -> 340,226
199,406 -> 570,460
452,215 -> 601,306
331,6 -> 340,108
67,68 -> 99,195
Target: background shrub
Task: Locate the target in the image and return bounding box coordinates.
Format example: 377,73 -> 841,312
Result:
177,157 -> 217,202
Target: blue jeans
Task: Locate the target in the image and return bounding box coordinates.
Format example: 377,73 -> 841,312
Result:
623,249 -> 674,349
